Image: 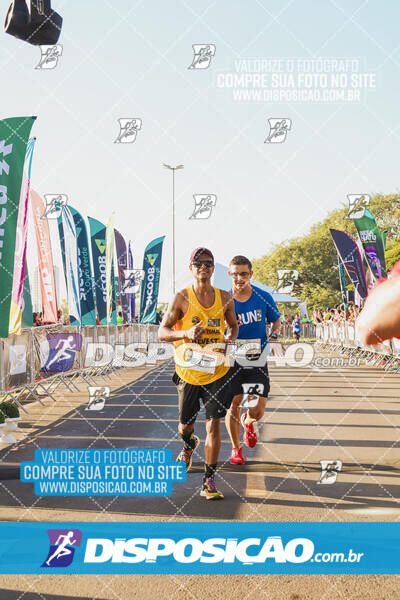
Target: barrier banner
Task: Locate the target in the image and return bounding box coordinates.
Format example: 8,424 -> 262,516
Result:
69,207 -> 96,326
32,326 -> 81,379
3,329 -> 31,390
330,229 -> 367,299
41,332 -> 82,373
81,325 -> 96,365
0,116 -> 36,338
0,522 -> 399,574
128,240 -> 135,322
31,190 -> 59,323
353,208 -> 387,280
114,229 -> 129,324
88,217 -> 107,324
9,137 -> 35,335
140,236 -> 165,323
61,205 -> 81,325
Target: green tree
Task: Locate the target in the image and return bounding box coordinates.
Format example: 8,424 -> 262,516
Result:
385,239 -> 400,271
252,194 -> 400,311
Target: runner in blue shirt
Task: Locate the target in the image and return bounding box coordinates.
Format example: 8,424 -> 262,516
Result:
293,315 -> 301,341
226,255 -> 281,464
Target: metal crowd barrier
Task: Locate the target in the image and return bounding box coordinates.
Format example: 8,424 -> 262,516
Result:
315,322 -> 400,372
0,321 -> 319,414
0,324 -> 161,413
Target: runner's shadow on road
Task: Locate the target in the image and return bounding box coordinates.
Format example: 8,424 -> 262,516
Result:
270,437 -> 400,448
260,475 -> 400,509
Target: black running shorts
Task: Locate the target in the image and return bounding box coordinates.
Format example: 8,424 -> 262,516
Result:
230,361 -> 270,398
173,369 -> 233,425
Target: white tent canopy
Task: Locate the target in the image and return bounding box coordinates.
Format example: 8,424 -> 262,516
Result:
212,262 -> 303,304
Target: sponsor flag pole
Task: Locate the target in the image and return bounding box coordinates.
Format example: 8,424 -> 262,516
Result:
114,229 -> 130,324
69,206 -> 96,326
106,214 -> 115,324
337,255 -> 348,314
0,116 -> 36,338
352,208 -> 387,281
128,240 -> 135,322
140,236 -> 165,323
21,267 -> 33,328
88,217 -> 108,325
31,189 -> 59,323
9,137 -> 35,335
57,206 -> 67,287
61,205 -> 81,325
329,229 -> 368,300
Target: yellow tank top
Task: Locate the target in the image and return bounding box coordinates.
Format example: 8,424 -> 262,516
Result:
174,286 -> 230,385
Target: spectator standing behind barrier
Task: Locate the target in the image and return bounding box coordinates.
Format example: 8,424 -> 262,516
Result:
323,308 -> 331,321
33,312 -> 43,326
312,309 -> 323,323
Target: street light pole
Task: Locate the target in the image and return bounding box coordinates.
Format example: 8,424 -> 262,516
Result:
163,163 -> 184,295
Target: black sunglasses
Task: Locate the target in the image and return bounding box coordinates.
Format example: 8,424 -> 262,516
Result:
191,259 -> 214,268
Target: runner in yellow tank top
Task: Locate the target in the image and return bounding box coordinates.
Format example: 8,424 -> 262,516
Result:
158,248 -> 238,500
174,284 -> 229,385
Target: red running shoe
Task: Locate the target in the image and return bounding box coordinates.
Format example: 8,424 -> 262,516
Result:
230,447 -> 245,465
241,412 -> 257,448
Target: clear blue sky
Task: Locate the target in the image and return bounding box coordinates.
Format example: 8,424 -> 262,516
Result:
2,0 -> 400,302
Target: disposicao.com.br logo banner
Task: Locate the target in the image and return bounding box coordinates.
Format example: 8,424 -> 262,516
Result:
0,522 -> 398,574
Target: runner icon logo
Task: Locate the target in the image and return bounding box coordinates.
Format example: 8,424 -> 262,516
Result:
42,194 -> 68,219
114,118 -> 142,143
42,333 -> 82,373
346,194 -> 370,219
242,383 -> 264,408
264,118 -> 292,143
87,387 -> 110,411
35,45 -> 63,70
42,529 -> 82,568
317,460 -> 342,485
189,194 -> 217,219
188,44 -> 216,69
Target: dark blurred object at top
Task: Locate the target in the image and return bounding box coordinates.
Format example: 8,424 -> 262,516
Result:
4,0 -> 62,45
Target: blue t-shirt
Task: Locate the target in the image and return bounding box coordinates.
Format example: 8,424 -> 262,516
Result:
233,287 -> 280,351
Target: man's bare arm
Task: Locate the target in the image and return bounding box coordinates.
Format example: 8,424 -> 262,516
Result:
221,290 -> 239,341
158,291 -> 206,342
356,277 -> 400,344
269,317 -> 281,338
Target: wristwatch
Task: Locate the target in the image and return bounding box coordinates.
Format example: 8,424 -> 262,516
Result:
270,332 -> 278,340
